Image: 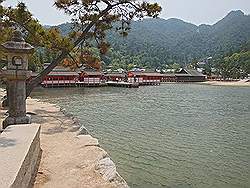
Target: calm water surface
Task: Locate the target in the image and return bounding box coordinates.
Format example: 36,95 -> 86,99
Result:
32,84 -> 250,188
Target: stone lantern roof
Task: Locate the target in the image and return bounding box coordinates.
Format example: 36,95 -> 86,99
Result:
1,31 -> 34,54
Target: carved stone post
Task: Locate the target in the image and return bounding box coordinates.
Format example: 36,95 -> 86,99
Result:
1,31 -> 34,129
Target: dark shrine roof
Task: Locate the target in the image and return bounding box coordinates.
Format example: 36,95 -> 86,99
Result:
129,72 -> 163,77
176,68 -> 205,77
43,64 -> 79,76
82,71 -> 103,76
48,71 -> 79,76
105,73 -> 126,77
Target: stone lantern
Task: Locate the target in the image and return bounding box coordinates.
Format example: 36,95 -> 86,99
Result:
1,31 -> 34,129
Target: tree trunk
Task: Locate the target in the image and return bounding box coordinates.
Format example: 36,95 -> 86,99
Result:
24,6 -> 113,98
2,83 -> 9,107
26,51 -> 68,98
25,6 -> 112,97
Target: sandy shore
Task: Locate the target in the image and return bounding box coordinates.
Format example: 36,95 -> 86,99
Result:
201,80 -> 250,87
0,88 -> 128,188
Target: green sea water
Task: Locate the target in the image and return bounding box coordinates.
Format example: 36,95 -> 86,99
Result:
32,84 -> 250,188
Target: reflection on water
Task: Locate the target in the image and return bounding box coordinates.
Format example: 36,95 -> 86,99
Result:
32,84 -> 250,188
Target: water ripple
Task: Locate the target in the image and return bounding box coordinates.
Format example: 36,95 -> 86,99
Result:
32,84 -> 250,188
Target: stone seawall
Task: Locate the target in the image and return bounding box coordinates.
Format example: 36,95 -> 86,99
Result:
0,124 -> 41,188
30,99 -> 128,188
58,108 -> 129,187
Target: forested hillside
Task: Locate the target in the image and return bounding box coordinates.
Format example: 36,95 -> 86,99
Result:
55,10 -> 250,69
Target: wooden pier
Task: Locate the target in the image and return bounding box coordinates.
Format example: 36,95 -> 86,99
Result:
139,81 -> 161,86
41,80 -> 103,88
41,80 -> 138,88
106,81 -> 139,88
41,80 -> 78,88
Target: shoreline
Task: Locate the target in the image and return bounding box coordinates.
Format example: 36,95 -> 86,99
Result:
0,88 -> 128,188
200,80 -> 250,87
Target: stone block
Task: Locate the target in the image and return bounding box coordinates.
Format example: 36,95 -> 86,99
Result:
0,124 -> 41,188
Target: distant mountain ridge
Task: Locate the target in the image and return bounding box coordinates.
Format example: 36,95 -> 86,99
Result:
54,10 -> 250,67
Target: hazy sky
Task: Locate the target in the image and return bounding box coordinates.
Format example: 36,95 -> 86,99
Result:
3,0 -> 250,25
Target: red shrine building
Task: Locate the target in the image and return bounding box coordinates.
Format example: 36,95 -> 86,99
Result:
128,71 -> 162,85
78,71 -> 103,86
34,63 -> 206,88
42,64 -> 79,87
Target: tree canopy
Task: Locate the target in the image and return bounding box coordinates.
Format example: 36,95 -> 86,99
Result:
54,10 -> 250,71
212,42 -> 250,79
0,0 -> 161,96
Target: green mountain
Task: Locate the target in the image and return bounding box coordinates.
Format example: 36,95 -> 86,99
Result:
55,10 -> 250,68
